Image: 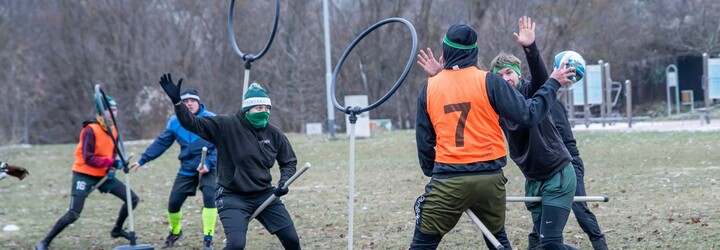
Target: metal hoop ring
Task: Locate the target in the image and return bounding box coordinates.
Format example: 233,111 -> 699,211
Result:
331,18 -> 418,114
228,0 -> 280,63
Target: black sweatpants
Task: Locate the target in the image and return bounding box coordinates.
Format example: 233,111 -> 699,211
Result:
41,182 -> 139,244
215,186 -> 300,250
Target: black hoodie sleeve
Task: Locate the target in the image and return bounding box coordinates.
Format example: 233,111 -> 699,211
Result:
275,130 -> 298,184
415,82 -> 437,177
523,42 -> 549,96
174,103 -> 221,144
487,73 -> 559,127
551,100 -> 579,156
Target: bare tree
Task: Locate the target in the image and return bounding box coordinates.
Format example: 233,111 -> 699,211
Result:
1,0 -> 718,145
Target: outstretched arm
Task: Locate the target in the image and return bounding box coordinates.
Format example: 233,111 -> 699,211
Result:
137,124 -> 176,166
515,16 -> 548,95
488,62 -> 576,127
159,73 -> 221,143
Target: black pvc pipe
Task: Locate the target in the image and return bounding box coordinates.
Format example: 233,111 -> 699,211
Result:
228,0 -> 280,67
94,85 -> 127,166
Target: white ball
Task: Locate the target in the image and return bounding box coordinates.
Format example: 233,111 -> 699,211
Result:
553,50 -> 586,83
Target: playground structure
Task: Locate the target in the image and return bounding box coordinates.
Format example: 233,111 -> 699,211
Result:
666,53 -> 718,124
561,54 -> 718,127
560,60 -> 648,128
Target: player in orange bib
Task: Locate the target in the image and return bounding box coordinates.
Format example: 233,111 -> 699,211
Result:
412,24 -> 576,249
36,96 -> 139,250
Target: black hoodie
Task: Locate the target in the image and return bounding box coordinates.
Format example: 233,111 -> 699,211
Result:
499,42 -> 572,181
174,104 -> 297,194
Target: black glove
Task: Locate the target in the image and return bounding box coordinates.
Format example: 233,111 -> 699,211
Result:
114,159 -> 130,173
159,73 -> 183,104
274,181 -> 289,197
4,164 -> 29,180
113,159 -> 126,170
106,167 -> 117,179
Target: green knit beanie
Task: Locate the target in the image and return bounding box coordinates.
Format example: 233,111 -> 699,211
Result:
242,83 -> 272,112
95,95 -> 117,112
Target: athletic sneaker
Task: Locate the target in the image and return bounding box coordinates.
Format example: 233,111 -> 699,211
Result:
111,227 -> 131,240
203,236 -> 213,250
163,230 -> 183,248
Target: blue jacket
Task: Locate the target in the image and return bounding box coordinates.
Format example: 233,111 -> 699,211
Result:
138,104 -> 217,176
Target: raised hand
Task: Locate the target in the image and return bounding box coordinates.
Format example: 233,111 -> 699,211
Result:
549,61 -> 576,86
417,48 -> 443,77
513,16 -> 536,47
159,73 -> 183,104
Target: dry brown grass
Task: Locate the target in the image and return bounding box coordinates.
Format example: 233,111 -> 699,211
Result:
1,130 -> 719,249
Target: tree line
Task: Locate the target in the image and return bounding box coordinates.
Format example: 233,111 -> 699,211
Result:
1,0 -> 718,145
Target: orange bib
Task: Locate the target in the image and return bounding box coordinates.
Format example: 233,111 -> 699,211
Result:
426,68 -> 506,164
72,123 -> 117,177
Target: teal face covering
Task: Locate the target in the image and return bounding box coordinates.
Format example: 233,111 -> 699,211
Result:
246,111 -> 270,129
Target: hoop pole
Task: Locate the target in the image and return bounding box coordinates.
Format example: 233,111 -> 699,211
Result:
465,209 -> 504,250
323,0 -> 335,138
250,163 -> 311,219
348,122 -> 356,250
328,18 -> 417,250
242,69 -> 251,98
506,196 -> 609,202
123,167 -> 137,245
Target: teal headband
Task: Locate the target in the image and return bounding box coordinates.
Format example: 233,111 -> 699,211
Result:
443,36 -> 477,50
492,64 -> 522,77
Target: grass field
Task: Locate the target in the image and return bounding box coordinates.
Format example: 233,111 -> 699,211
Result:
1,129 -> 719,249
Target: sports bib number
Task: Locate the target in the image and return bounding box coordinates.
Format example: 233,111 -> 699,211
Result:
443,102 -> 471,147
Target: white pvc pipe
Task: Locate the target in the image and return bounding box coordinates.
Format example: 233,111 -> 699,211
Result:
250,163 -> 311,219
465,209 -> 503,250
124,168 -> 135,233
323,0 -> 335,138
198,147 -> 207,190
88,175 -> 109,194
506,196 -> 609,203
348,123 -> 356,250
242,69 -> 251,97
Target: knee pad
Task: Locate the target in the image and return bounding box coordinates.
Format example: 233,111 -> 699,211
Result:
60,210 -> 81,225
226,239 -> 246,250
202,192 -> 216,208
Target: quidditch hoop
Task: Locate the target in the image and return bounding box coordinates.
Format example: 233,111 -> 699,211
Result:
331,18 -> 418,115
228,0 -> 280,65
94,84 -> 127,164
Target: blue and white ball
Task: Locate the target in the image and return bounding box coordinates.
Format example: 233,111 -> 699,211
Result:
553,50 -> 586,83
